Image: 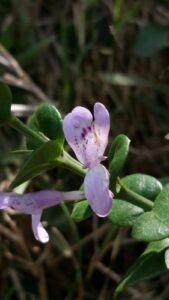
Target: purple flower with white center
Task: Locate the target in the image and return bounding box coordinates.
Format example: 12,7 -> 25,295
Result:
63,102 -> 113,217
0,190 -> 84,243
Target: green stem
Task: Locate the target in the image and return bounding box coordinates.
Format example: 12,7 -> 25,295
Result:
58,151 -> 87,177
117,177 -> 154,211
9,116 -> 48,144
9,116 -> 86,177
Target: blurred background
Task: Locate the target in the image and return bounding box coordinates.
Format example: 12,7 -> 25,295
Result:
0,0 -> 169,299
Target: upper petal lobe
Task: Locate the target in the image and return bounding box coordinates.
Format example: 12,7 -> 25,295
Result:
63,103 -> 110,168
63,106 -> 98,167
94,102 -> 110,158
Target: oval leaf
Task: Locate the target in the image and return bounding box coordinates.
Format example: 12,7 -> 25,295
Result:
37,104 -> 64,143
71,200 -> 92,222
0,82 -> 12,125
27,104 -> 64,149
109,134 -> 130,190
10,140 -> 62,188
108,199 -> 143,227
108,174 -> 160,227
132,184 -> 169,241
118,173 -> 162,201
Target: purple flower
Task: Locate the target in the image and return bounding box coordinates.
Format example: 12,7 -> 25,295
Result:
63,102 -> 113,217
0,190 -> 84,243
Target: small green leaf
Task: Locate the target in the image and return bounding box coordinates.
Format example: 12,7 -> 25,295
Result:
133,23 -> 169,57
109,134 -> 130,190
26,114 -> 43,149
0,82 -> 12,125
132,184 -> 169,241
108,174 -> 160,228
71,200 -> 92,222
114,239 -> 169,297
36,104 -> 64,143
108,199 -> 143,227
118,174 -> 162,201
10,140 -> 62,188
27,104 -> 64,149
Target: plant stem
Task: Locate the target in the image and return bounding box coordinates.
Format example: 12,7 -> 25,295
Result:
9,116 -> 48,144
117,177 -> 154,211
9,116 -> 86,177
57,151 -> 87,177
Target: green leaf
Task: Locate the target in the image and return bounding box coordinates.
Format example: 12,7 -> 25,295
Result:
0,82 -> 12,125
36,104 -> 64,143
108,174 -> 161,227
10,140 -> 62,189
27,104 -> 64,149
133,22 -> 169,57
108,134 -> 130,190
132,184 -> 169,242
71,200 -> 92,222
118,173 -> 162,201
108,199 -> 143,227
114,239 -> 169,297
26,114 -> 43,149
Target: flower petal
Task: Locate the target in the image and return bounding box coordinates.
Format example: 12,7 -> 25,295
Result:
94,103 -> 110,158
4,190 -> 84,214
0,193 -> 11,209
32,213 -> 49,243
63,106 -> 106,167
9,193 -> 37,214
27,190 -> 63,210
84,164 -> 113,217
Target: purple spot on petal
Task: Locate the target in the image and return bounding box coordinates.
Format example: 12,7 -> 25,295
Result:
75,136 -> 79,146
81,133 -> 85,139
88,126 -> 91,131
83,128 -> 87,134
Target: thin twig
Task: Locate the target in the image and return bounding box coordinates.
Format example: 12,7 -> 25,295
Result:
7,268 -> 26,300
0,44 -> 50,102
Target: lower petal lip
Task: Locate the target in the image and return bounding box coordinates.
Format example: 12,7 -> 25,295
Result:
84,164 -> 113,217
